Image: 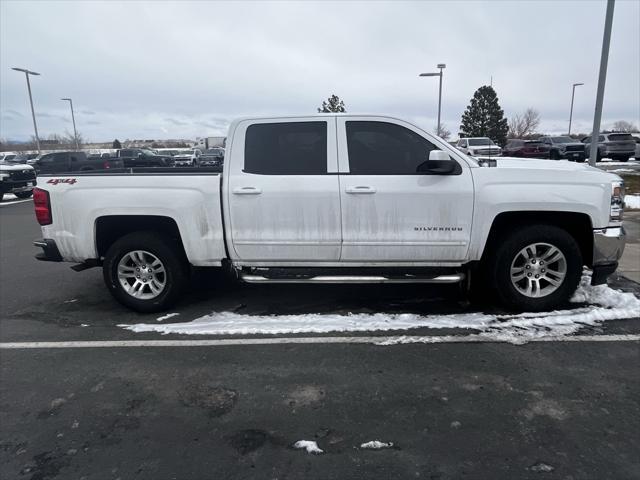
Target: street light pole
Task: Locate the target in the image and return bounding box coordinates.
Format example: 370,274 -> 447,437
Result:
568,82 -> 584,136
11,67 -> 41,153
589,0 -> 615,167
61,98 -> 79,150
419,63 -> 446,136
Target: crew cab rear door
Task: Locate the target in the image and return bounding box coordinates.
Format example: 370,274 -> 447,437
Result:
37,152 -> 70,174
337,117 -> 474,263
226,117 -> 342,262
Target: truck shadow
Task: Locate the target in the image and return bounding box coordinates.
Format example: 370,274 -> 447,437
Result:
181,267 -> 501,317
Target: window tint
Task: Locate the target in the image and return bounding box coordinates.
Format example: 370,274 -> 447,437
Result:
346,121 -> 438,175
244,122 -> 327,175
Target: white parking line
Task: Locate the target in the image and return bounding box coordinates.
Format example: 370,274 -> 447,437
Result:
0,199 -> 33,207
1,334 -> 639,349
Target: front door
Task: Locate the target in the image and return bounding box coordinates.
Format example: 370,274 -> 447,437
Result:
337,118 -> 474,263
227,118 -> 342,262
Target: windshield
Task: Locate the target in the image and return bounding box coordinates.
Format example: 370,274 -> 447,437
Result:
549,136 -> 574,143
141,150 -> 157,157
205,148 -> 224,155
468,138 -> 494,146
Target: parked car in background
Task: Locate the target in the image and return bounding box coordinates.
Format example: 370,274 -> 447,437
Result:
116,148 -> 174,168
195,136 -> 225,150
199,147 -> 224,167
157,149 -> 180,157
538,136 -> 586,161
582,133 -> 635,162
456,137 -> 502,156
0,161 -> 36,201
172,149 -> 202,167
0,153 -> 18,163
28,151 -> 124,174
2,153 -> 37,164
629,133 -> 640,160
502,139 -> 550,158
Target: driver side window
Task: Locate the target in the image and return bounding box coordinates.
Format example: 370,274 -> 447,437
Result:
346,121 -> 440,175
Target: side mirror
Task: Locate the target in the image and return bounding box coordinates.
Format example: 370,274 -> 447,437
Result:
416,150 -> 458,174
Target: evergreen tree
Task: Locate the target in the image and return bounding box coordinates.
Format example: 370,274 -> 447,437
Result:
318,94 -> 346,113
112,139 -> 122,149
459,86 -> 509,146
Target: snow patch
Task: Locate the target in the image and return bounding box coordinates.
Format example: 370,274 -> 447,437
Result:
361,440 -> 394,449
64,299 -> 78,304
156,312 -> 180,322
529,462 -> 555,472
293,440 -> 323,454
118,273 -> 640,345
625,194 -> 640,209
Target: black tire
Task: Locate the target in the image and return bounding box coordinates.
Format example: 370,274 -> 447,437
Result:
550,150 -> 560,160
0,193 -> 4,202
103,231 -> 189,313
490,225 -> 582,312
14,191 -> 33,199
617,157 -> 630,163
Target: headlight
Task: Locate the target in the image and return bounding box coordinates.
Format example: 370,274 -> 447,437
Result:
610,180 -> 625,221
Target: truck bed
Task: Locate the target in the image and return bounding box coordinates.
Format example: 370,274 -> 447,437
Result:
37,170 -> 226,266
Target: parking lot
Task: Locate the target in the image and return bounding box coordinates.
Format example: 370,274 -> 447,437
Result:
0,199 -> 639,480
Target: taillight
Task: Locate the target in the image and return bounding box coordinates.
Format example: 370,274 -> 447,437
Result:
33,188 -> 52,225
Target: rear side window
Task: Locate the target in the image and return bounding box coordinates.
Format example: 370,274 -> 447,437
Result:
346,121 -> 438,175
244,122 -> 327,175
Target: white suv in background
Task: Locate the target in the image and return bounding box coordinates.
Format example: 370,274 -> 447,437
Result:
172,149 -> 202,167
456,137 -> 502,157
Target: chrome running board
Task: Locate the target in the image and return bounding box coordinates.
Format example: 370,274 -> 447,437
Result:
240,274 -> 465,284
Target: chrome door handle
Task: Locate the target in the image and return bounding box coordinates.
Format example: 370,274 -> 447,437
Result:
346,186 -> 376,194
232,186 -> 262,195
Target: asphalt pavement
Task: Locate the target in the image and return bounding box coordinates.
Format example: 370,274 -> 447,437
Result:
1,200 -> 639,480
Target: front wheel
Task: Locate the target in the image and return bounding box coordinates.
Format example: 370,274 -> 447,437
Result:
103,231 -> 189,312
491,225 -> 582,311
14,191 -> 33,199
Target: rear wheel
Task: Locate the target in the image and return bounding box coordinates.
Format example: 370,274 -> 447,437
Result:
617,156 -> 630,162
550,150 -> 560,160
491,225 -> 582,311
14,191 -> 33,199
103,231 -> 189,312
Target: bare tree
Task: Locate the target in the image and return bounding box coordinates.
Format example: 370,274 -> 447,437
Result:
434,123 -> 451,141
611,120 -> 638,133
63,130 -> 84,147
508,108 -> 541,138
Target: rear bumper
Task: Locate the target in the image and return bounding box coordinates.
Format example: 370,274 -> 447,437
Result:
591,226 -> 625,285
34,239 -> 62,262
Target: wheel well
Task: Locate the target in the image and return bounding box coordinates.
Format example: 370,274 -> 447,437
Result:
95,215 -> 186,259
483,211 -> 593,266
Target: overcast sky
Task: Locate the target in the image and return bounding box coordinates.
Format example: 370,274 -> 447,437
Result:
1,0 -> 639,142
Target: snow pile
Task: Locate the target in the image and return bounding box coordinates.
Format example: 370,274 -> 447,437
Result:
625,194 -> 640,209
119,273 -> 639,344
156,312 -> 180,322
293,440 -> 323,454
360,440 -> 394,449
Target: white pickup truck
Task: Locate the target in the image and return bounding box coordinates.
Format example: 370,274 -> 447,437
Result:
32,115 -> 626,313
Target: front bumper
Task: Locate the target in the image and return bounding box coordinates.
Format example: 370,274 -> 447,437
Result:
560,151 -> 585,160
0,179 -> 36,194
591,226 -> 625,285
